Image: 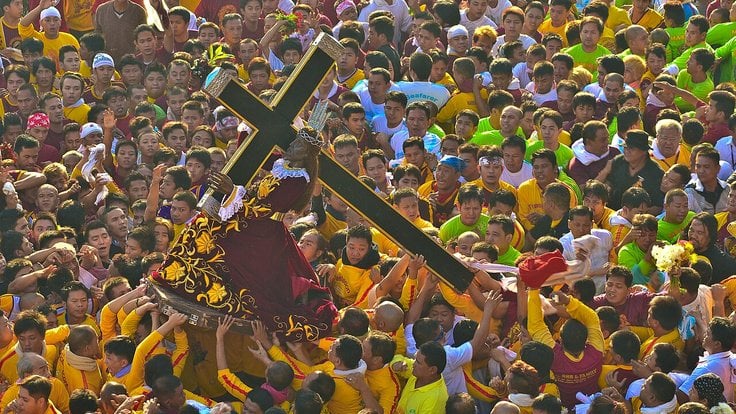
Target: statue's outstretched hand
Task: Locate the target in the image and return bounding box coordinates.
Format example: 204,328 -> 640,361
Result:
208,171 -> 234,195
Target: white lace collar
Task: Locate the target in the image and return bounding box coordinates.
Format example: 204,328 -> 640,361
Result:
271,158 -> 310,182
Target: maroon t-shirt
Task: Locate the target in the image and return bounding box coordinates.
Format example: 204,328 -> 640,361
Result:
591,291 -> 656,327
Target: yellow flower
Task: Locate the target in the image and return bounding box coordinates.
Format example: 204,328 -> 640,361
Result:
207,282 -> 227,304
164,261 -> 185,282
196,231 -> 215,254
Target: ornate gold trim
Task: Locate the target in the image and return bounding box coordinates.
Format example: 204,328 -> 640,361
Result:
313,32 -> 344,61
203,70 -> 237,99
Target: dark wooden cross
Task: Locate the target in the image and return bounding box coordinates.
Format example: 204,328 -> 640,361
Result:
201,33 -> 474,292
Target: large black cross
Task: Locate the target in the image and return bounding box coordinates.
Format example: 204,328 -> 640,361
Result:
201,33 -> 474,292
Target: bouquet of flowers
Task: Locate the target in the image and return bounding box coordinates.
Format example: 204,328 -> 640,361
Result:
275,13 -> 298,34
651,241 -> 696,291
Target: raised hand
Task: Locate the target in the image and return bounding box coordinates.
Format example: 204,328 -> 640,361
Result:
103,109 -> 116,130
217,315 -> 235,340
549,291 -> 570,307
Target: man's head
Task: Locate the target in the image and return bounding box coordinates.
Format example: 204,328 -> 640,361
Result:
39,7 -> 61,38
61,281 -> 90,321
631,213 -> 658,251
14,310 -> 47,354
60,72 -> 85,106
104,336 -> 136,376
654,118 -> 682,159
170,191 -> 197,225
327,334 -> 362,370
486,214 -> 514,252
688,212 -> 718,252
16,375 -> 52,414
640,372 -> 676,408
531,149 -> 558,188
603,266 -> 633,306
705,90 -> 735,124
663,189 -> 689,224
412,341 -> 446,381
704,317 -> 736,354
685,15 -> 709,47
13,134 -> 40,171
457,184 -> 483,226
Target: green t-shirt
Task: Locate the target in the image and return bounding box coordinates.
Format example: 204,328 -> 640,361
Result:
664,26 -> 686,63
672,42 -> 713,70
675,71 -> 714,112
438,213 -> 491,243
657,211 -> 696,244
429,123 -> 445,138
525,140 -> 575,168
564,44 -> 611,78
497,246 -> 521,266
558,170 -> 582,203
706,22 -> 736,48
716,36 -> 736,84
477,117 -> 493,133
471,130 -> 504,146
470,126 -> 524,146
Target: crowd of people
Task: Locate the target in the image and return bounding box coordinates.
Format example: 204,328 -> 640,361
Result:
0,0 -> 735,413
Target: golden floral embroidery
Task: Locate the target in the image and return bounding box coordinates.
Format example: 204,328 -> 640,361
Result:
164,261 -> 185,282
195,232 -> 215,254
206,282 -> 227,304
257,175 -> 279,199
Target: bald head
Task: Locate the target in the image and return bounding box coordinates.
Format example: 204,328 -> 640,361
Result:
68,325 -> 98,354
490,401 -> 521,414
374,301 -> 404,332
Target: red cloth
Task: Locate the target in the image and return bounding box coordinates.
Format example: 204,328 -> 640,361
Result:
517,251 -> 568,289
153,166 -> 338,342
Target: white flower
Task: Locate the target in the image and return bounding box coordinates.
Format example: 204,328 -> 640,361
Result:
651,244 -> 685,272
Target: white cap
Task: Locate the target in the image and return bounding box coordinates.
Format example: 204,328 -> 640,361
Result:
40,7 -> 61,20
448,25 -> 469,39
81,122 -> 103,138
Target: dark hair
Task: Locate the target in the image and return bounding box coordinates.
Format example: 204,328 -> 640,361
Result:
294,389 -> 324,414
572,277 -> 596,303
419,341 -> 447,373
104,335 -> 136,363
597,306 -> 621,334
610,330 -> 641,363
520,341 -> 554,380
649,372 -> 677,405
532,394 -> 563,414
334,335 -> 362,369
708,317 -> 736,350
651,343 -> 680,373
338,307 -> 370,337
432,1 -> 461,25
649,295 -> 683,331
688,15 -> 709,34
1,230 -> 25,260
69,389 -> 99,414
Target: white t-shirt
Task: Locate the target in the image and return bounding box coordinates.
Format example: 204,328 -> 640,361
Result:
357,88 -> 386,121
492,34 -> 537,57
358,0 -> 412,44
485,0 -> 512,25
525,85 -> 557,106
512,62 -> 533,89
501,161 -> 533,188
371,115 -> 407,137
404,322 -> 474,395
395,81 -> 451,108
390,130 -> 441,165
460,10 -> 497,47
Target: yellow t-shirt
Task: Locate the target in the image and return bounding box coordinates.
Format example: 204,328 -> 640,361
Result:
64,104 -> 91,125
18,23 -> 80,66
539,19 -> 570,46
